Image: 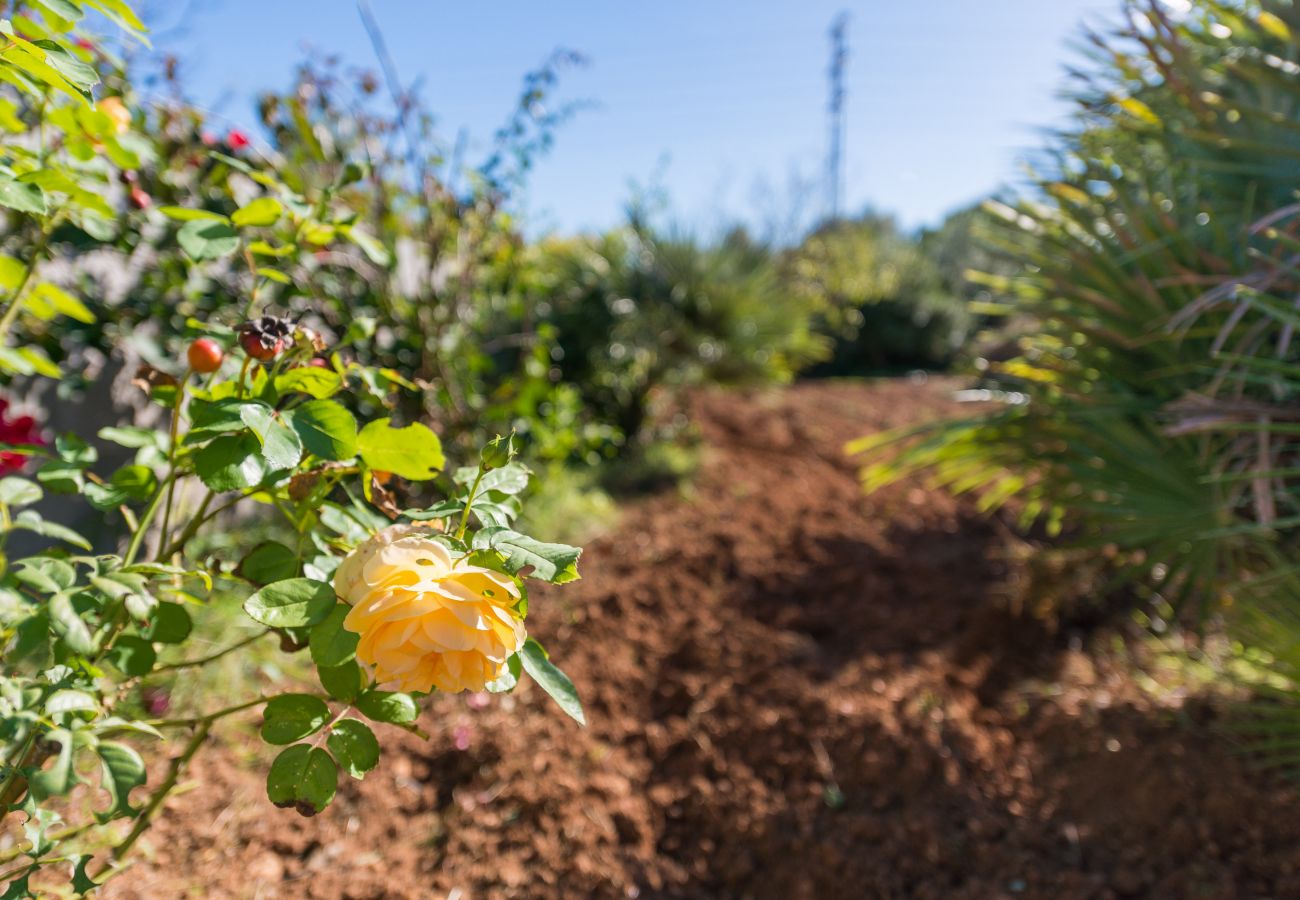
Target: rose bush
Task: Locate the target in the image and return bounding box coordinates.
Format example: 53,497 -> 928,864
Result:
0,3 -> 586,895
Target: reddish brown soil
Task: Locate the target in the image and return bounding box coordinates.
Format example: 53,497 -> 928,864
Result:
105,379 -> 1300,899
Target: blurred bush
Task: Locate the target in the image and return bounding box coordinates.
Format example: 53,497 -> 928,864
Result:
531,222 -> 829,442
856,1 -> 1300,644
784,213 -> 973,373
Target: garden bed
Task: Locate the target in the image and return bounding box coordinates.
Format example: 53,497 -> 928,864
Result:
106,378 -> 1300,899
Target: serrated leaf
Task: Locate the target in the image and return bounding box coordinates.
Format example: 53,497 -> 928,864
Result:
237,541 -> 298,586
357,418 -> 443,480
308,603 -> 358,667
193,432 -> 268,492
261,694 -> 330,745
326,718 -> 379,779
244,578 -> 334,628
276,368 -> 341,400
239,403 -> 303,471
520,638 -> 585,725
288,400 -> 357,461
317,659 -> 363,703
266,744 -> 336,815
471,527 -> 581,583
355,690 -> 418,725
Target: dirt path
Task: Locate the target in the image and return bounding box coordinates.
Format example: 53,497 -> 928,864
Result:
108,379 -> 1300,899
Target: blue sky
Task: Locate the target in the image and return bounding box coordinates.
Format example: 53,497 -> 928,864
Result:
149,0 -> 1116,237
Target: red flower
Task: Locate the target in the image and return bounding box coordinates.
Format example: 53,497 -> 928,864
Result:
75,38 -> 96,52
225,129 -> 251,151
200,131 -> 218,147
0,398 -> 44,474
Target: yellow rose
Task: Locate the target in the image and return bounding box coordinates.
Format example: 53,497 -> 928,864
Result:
336,524 -> 524,693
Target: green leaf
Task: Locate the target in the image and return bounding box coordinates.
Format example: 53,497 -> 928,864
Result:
455,462 -> 530,496
308,604 -> 358,667
49,592 -> 95,654
29,39 -> 96,89
157,205 -> 228,223
471,527 -> 581,583
45,689 -> 97,718
84,464 -> 157,511
178,218 -> 238,261
237,541 -> 298,586
288,400 -> 358,461
30,282 -> 93,323
355,690 -> 419,726
266,744 -> 337,816
194,433 -> 268,492
0,476 -> 41,506
94,741 -> 146,822
244,578 -> 335,628
239,403 -> 303,471
33,0 -> 84,22
276,367 -> 342,400
141,601 -> 192,643
520,638 -> 585,725
14,557 -> 74,593
231,196 -> 283,227
85,0 -> 148,36
28,728 -> 77,800
70,855 -> 99,895
106,634 -> 155,676
326,718 -> 379,779
340,225 -> 390,265
261,694 -> 331,745
98,425 -> 162,450
0,175 -> 45,214
0,872 -> 33,900
356,418 -> 444,480
185,398 -> 256,443
317,659 -> 363,703
11,510 -> 91,549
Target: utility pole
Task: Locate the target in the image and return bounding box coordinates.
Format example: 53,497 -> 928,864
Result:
826,12 -> 849,223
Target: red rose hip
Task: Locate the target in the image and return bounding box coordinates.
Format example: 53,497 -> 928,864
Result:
187,337 -> 224,373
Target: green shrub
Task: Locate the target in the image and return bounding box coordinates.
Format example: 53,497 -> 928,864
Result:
856,0 -> 1300,619
783,214 -> 972,373
532,223 -> 829,442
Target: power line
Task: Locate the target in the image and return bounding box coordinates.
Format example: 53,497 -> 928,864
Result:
826,11 -> 850,223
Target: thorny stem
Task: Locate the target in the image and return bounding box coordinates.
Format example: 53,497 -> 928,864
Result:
152,630 -> 269,674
